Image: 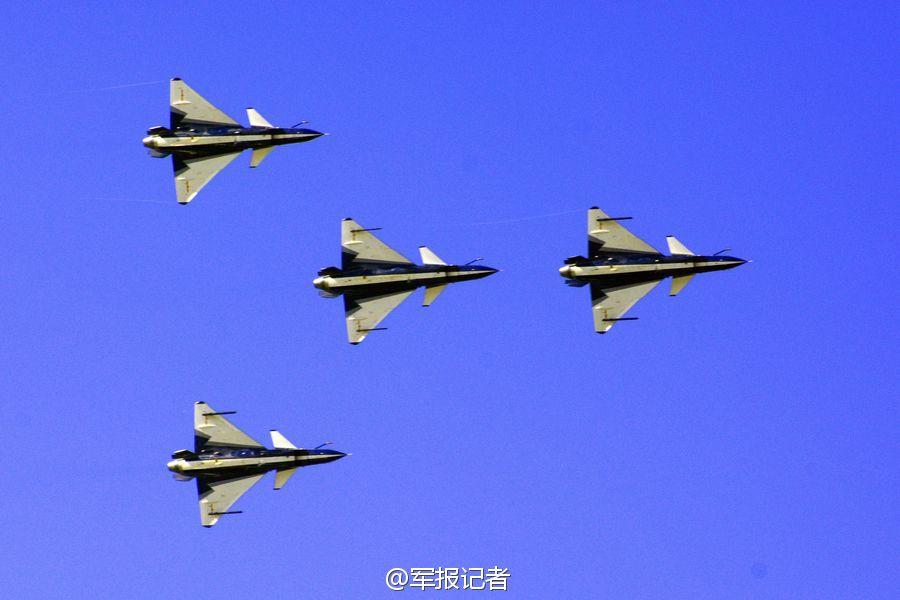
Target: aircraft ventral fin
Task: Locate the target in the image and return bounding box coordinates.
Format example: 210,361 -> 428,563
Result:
197,474 -> 264,527
173,152 -> 242,204
344,290 -> 414,344
273,467 -> 299,490
249,146 -> 275,168
170,78 -> 239,129
194,402 -> 264,451
590,280 -> 661,334
587,207 -> 659,256
341,219 -> 413,268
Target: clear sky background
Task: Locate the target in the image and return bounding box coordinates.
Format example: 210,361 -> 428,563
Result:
0,3 -> 896,598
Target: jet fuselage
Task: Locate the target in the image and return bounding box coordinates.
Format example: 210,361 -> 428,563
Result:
167,446 -> 345,483
559,253 -> 745,287
313,263 -> 498,296
143,126 -> 323,158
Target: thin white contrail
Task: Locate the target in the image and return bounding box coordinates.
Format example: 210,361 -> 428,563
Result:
460,208 -> 583,226
41,80 -> 167,95
87,196 -> 171,205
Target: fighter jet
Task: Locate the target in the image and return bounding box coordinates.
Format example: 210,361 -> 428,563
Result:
167,402 -> 346,527
313,218 -> 499,344
142,78 -> 324,204
559,207 -> 746,334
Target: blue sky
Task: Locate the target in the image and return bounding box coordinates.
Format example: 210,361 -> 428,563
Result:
0,2 -> 896,598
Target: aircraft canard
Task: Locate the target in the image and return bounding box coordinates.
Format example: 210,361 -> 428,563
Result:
560,207 -> 746,334
143,78 -> 325,204
314,218 -> 498,344
168,402 -> 347,527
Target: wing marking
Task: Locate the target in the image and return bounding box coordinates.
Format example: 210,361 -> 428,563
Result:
197,474 -> 264,527
341,219 -> 412,268
590,280 -> 661,333
344,290 -> 414,344
588,207 -> 659,256
194,402 -> 264,451
173,152 -> 242,204
170,78 -> 239,129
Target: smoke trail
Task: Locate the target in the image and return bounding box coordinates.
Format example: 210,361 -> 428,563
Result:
461,208 -> 582,226
41,80 -> 167,96
87,196 -> 171,205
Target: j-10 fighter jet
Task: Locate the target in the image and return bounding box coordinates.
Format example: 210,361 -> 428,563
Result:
559,207 -> 746,334
167,402 -> 346,527
143,78 -> 324,204
313,218 -> 498,344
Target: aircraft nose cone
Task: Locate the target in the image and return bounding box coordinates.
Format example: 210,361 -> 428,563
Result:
297,129 -> 324,140
320,451 -> 347,464
473,266 -> 498,280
